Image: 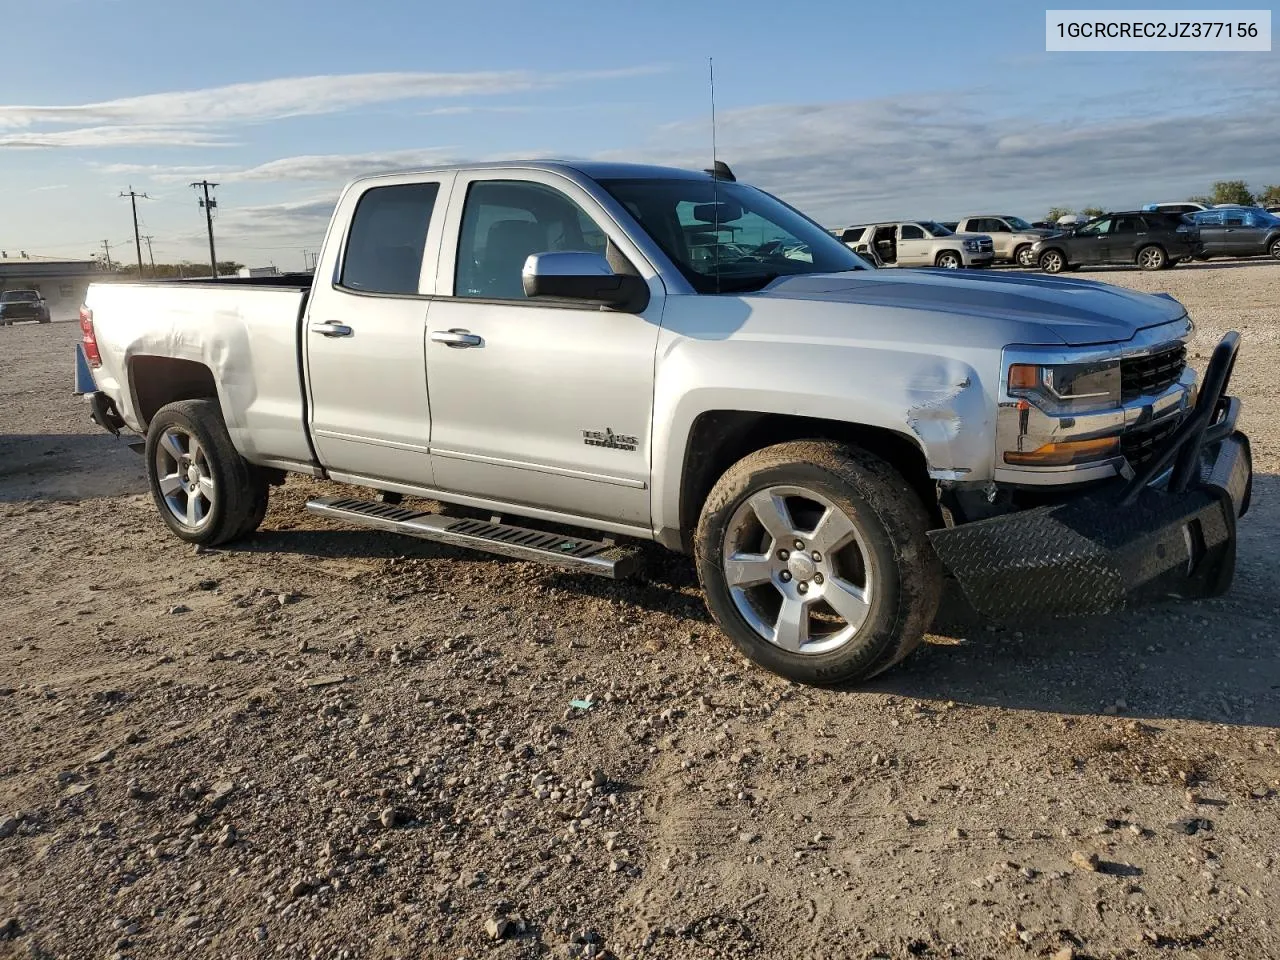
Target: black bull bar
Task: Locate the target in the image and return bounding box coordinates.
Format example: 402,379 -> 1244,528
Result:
928,331 -> 1253,620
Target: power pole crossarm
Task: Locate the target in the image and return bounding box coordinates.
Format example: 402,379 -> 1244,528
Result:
191,180 -> 220,278
119,187 -> 152,278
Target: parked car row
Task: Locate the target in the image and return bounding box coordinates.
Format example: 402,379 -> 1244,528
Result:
833,203 -> 1280,273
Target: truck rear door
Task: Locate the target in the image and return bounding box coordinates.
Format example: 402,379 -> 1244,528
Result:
422,170 -> 661,526
304,172 -> 456,486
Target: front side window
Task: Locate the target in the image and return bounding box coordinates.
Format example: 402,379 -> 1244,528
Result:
900,224 -> 925,240
599,178 -> 866,294
340,182 -> 439,295
455,180 -> 607,300
1077,218 -> 1113,236
919,221 -> 954,237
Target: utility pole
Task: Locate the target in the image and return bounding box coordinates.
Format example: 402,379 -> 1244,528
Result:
119,186 -> 152,278
100,239 -> 114,271
191,180 -> 219,278
142,235 -> 157,272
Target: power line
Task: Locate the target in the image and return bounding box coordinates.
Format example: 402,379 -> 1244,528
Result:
119,187 -> 153,278
190,181 -> 220,278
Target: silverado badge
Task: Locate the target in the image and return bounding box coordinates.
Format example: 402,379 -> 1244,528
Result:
582,428 -> 638,452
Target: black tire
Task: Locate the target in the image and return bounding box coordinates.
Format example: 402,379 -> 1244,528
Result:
1137,244 -> 1167,271
144,398 -> 269,546
1270,238 -> 1280,260
935,251 -> 962,269
1014,244 -> 1035,267
1039,248 -> 1067,273
694,441 -> 942,686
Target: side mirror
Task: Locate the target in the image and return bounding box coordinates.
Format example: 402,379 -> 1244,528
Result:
522,252 -> 649,312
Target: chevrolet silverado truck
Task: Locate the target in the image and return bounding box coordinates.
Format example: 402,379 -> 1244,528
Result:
76,160 -> 1253,686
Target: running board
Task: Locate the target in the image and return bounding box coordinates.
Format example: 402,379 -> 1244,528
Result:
305,496 -> 642,579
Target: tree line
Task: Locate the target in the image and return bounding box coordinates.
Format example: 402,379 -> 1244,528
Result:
1045,180 -> 1280,223
106,262 -> 246,279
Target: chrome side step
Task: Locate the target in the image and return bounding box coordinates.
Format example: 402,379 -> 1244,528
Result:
305,496 -> 642,579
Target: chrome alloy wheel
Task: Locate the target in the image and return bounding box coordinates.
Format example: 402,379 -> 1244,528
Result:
721,485 -> 875,655
154,426 -> 215,529
1138,246 -> 1164,269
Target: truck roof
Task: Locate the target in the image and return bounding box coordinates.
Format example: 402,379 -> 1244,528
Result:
347,159 -> 718,188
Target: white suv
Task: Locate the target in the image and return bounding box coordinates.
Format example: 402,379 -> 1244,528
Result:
837,221 -> 994,269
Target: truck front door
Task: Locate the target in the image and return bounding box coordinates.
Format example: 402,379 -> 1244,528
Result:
423,172 -> 661,526
304,173 -> 455,486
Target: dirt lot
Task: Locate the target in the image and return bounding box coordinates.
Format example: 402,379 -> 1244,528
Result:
2,262 -> 1278,960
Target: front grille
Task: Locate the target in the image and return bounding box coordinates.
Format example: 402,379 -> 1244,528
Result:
1120,343 -> 1186,402
1121,415 -> 1181,469
976,239 -> 993,252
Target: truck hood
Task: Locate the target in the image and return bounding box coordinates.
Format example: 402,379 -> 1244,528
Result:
754,269 -> 1187,346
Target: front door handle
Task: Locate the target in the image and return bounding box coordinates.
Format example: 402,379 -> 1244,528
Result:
311,322 -> 353,338
431,329 -> 483,348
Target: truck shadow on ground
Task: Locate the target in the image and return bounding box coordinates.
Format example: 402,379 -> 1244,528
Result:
0,433 -> 145,502
555,476 -> 1279,728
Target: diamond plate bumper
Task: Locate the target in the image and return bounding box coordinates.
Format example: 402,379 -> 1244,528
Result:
929,331 -> 1253,621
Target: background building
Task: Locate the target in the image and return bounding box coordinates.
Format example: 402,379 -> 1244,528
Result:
0,253 -> 102,321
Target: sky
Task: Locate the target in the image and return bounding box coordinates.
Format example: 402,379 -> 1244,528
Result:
0,0 -> 1276,269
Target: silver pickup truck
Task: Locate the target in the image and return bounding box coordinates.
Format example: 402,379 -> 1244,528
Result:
77,159 -> 1253,686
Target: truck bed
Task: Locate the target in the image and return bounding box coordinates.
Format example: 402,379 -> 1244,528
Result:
84,280 -> 317,473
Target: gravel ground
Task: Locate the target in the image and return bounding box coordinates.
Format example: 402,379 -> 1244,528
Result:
1,261 -> 1278,960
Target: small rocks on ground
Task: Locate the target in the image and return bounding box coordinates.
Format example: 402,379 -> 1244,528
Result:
0,916 -> 20,939
485,915 -> 514,940
0,816 -> 18,840
1070,850 -> 1100,872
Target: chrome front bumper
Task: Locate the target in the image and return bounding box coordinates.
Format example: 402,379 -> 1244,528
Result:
931,331 -> 1251,619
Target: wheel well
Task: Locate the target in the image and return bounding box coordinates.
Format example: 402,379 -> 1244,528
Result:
1136,242 -> 1165,257
129,356 -> 219,429
677,411 -> 937,553
935,249 -> 960,264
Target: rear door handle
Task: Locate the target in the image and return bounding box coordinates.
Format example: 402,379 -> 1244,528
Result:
311,322 -> 353,338
431,329 -> 483,348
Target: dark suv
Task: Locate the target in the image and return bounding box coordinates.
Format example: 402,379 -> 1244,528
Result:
1030,212 -> 1200,273
0,289 -> 52,324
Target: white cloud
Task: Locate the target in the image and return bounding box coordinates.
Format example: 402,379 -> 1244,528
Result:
0,125 -> 233,149
0,66 -> 664,151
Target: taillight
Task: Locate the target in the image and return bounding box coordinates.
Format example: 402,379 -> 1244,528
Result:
79,307 -> 102,368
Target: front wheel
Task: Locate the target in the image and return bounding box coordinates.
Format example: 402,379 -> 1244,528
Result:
1137,244 -> 1167,271
935,251 -> 962,269
1039,249 -> 1066,273
1270,238 -> 1280,260
1015,244 -> 1036,267
145,398 -> 269,546
694,441 -> 942,686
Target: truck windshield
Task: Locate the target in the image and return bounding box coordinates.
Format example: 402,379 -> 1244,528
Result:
920,221 -> 953,237
1004,216 -> 1033,230
598,178 -> 867,293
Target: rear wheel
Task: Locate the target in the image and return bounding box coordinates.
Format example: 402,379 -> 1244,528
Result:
1039,249 -> 1066,273
145,398 -> 269,546
1014,244 -> 1036,267
935,251 -> 962,269
694,441 -> 942,686
1137,244 -> 1167,271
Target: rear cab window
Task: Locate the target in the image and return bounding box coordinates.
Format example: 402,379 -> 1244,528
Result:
340,183 -> 440,295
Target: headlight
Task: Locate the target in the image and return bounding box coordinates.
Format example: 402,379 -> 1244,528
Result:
963,239 -> 981,252
1008,358 -> 1121,413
